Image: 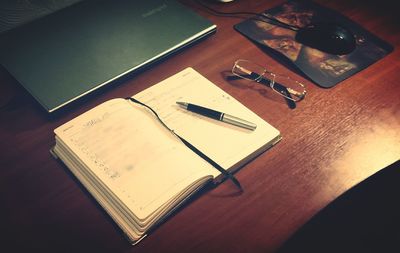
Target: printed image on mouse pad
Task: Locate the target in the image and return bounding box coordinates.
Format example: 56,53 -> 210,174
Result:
234,0 -> 393,88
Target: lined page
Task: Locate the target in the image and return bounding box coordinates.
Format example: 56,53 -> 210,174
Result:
133,68 -> 280,175
54,98 -> 214,220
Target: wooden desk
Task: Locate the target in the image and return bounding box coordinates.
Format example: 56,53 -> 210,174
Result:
1,0 -> 399,252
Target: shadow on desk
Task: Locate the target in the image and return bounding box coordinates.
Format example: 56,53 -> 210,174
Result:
277,160 -> 400,253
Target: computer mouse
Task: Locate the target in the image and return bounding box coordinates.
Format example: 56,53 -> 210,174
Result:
295,23 -> 356,55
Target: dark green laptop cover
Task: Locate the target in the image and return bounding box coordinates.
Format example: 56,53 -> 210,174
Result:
0,0 -> 216,112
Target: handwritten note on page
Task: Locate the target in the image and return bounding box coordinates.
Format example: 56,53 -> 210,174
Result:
54,98 -> 215,220
133,68 -> 281,174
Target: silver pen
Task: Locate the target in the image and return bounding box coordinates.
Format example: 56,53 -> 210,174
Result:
176,102 -> 257,130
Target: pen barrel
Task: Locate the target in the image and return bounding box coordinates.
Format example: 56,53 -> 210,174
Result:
187,103 -> 222,120
222,114 -> 257,130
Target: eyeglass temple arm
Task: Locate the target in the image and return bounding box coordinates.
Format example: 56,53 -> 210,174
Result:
287,88 -> 305,99
261,77 -> 304,99
236,65 -> 304,98
228,74 -> 296,108
234,65 -> 303,99
235,65 -> 254,77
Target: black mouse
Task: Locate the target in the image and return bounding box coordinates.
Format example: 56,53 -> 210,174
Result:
295,23 -> 356,55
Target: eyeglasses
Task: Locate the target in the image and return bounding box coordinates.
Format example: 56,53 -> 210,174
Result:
232,59 -> 306,102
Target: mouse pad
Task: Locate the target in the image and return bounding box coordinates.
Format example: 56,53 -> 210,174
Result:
234,0 -> 393,88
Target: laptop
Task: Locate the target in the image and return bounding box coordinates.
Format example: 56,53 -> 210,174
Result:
0,0 -> 216,113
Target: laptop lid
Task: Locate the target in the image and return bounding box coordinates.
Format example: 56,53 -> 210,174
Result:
0,0 -> 216,113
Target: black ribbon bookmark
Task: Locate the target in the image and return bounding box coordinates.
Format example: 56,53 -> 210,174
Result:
126,97 -> 243,192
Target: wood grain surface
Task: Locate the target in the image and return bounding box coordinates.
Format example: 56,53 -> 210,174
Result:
0,0 -> 399,252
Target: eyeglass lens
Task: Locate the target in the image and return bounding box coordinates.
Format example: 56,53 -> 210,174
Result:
233,60 -> 306,102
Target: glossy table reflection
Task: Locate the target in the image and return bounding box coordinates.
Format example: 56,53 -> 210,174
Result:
0,0 -> 399,252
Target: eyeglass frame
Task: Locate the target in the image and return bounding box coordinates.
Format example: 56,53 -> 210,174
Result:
231,59 -> 307,102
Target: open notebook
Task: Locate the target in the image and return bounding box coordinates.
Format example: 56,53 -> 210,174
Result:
52,68 -> 281,243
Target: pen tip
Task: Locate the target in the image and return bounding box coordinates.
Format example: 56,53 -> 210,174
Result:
176,101 -> 187,107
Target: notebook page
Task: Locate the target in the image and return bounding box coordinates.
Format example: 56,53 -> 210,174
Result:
54,98 -> 214,220
133,68 -> 280,175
